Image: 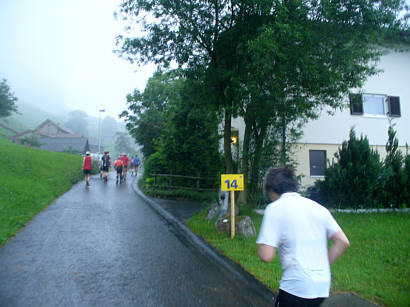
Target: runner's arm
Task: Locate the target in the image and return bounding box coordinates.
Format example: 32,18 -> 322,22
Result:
258,244 -> 276,263
328,230 -> 350,265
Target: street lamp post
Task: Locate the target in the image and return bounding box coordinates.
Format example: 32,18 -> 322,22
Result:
98,109 -> 106,154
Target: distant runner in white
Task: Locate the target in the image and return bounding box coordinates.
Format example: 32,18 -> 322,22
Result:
257,166 -> 350,307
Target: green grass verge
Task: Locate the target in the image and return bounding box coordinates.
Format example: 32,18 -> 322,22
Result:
187,207 -> 410,307
0,137 -> 86,246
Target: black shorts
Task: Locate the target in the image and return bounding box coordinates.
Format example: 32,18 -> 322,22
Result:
102,166 -> 109,172
83,169 -> 91,174
116,167 -> 123,174
274,289 -> 325,307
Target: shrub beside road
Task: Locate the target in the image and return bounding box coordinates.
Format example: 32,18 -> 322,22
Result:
0,137 -> 85,246
188,207 -> 409,307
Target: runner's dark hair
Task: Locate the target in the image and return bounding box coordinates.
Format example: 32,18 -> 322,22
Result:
264,165 -> 298,195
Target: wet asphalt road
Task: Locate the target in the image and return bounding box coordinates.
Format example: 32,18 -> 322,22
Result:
0,173 -> 271,307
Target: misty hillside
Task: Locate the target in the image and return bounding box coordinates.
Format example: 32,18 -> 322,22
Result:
0,100 -> 128,146
0,100 -> 65,133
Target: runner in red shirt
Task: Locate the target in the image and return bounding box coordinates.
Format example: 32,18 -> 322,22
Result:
114,157 -> 124,184
82,151 -> 92,186
121,154 -> 129,181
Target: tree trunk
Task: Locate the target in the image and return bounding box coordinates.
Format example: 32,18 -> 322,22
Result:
249,123 -> 268,200
237,116 -> 251,204
223,108 -> 233,173
280,117 -> 287,165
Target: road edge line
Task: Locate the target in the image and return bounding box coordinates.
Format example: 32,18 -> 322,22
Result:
131,178 -> 276,304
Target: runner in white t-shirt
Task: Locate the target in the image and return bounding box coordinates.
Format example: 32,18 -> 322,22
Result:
257,166 -> 350,307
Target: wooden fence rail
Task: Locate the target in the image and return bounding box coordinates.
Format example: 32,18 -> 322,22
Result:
150,173 -> 218,191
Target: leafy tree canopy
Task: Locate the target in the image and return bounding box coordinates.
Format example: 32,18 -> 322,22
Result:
120,70 -> 183,157
0,79 -> 18,118
158,74 -> 222,180
116,0 -> 408,70
116,0 -> 409,202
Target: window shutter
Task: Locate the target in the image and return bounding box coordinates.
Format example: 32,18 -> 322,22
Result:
349,94 -> 363,115
309,150 -> 327,176
387,96 -> 401,117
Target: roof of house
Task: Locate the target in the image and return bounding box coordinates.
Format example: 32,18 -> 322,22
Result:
38,136 -> 89,153
36,119 -> 73,135
14,119 -> 73,138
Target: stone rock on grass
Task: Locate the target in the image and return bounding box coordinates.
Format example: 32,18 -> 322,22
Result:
215,214 -> 230,233
236,216 -> 256,238
206,203 -> 220,220
215,215 -> 256,238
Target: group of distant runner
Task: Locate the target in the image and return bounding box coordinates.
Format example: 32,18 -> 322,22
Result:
113,153 -> 140,184
82,151 -> 140,186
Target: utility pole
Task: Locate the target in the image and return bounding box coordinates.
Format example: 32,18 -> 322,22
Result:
98,109 -> 106,154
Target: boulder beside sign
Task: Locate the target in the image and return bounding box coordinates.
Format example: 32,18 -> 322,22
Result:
215,215 -> 256,238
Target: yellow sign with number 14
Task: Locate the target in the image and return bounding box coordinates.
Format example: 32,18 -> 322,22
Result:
221,174 -> 244,191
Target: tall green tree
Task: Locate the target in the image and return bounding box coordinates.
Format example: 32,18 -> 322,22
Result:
0,79 -> 18,118
217,0 -> 408,202
158,75 -> 221,182
120,71 -> 183,158
116,0 -> 249,172
116,0 -> 408,202
122,69 -> 222,185
404,150 -> 410,206
378,125 -> 407,207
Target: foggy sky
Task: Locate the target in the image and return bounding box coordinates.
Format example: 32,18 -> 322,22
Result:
0,0 -> 156,120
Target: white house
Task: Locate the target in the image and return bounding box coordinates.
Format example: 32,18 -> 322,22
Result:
232,49 -> 410,188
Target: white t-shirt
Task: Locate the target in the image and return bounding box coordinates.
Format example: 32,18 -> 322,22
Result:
256,192 -> 341,299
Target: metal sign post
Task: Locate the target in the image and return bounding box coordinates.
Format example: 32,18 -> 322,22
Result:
221,174 -> 244,239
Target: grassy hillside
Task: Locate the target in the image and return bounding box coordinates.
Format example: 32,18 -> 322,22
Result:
0,137 -> 84,246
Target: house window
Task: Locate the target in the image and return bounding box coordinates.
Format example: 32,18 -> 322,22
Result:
363,94 -> 385,115
309,150 -> 326,177
350,93 -> 401,117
